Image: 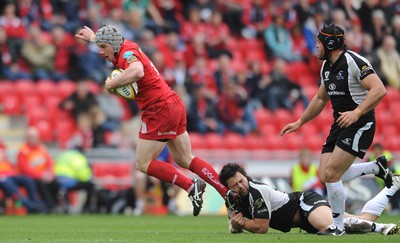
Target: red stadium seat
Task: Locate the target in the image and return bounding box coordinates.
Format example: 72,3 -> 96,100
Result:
15,79 -> 36,99
283,135 -> 304,150
273,109 -> 293,131
189,132 -> 204,149
57,80 -> 76,99
204,133 -> 224,149
36,80 -> 58,101
0,80 -> 13,97
225,133 -> 245,150
21,94 -> 41,113
254,108 -> 273,125
245,135 -> 265,150
27,107 -> 49,125
35,120 -> 54,142
1,94 -> 20,114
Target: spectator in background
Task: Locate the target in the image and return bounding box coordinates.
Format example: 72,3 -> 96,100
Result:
151,51 -> 176,87
187,83 -> 225,135
205,10 -> 232,59
375,35 -> 400,90
370,9 -> 390,49
59,78 -> 104,149
241,0 -> 271,39
184,32 -> 208,68
180,6 -> 207,43
0,140 -> 45,213
335,0 -> 359,23
367,143 -> 400,214
263,14 -> 302,62
124,8 -> 146,42
123,0 -> 165,35
16,126 -> 60,213
357,0 -> 380,37
290,148 -> 325,196
264,58 -> 309,112
55,149 -> 95,214
245,60 -> 264,110
59,78 -> 100,122
136,29 -> 158,59
69,37 -> 107,84
213,54 -> 235,94
20,25 -> 55,81
157,31 -> 185,69
0,27 -> 32,80
50,24 -> 74,81
187,56 -> 218,96
392,15 -> 400,54
154,0 -> 183,33
95,86 -> 124,133
217,83 -> 257,136
0,2 -> 28,68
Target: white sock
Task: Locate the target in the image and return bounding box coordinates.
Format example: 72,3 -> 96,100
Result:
361,185 -> 398,216
341,162 -> 379,182
326,180 -> 345,231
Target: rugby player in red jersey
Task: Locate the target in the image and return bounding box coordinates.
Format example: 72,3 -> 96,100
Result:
75,25 -> 227,216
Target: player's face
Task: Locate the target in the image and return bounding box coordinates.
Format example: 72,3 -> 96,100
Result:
226,172 -> 249,197
97,43 -> 114,62
316,38 -> 325,60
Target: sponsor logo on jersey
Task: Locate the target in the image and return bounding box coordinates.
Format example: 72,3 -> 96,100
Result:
141,122 -> 147,134
328,83 -> 336,90
157,130 -> 177,136
256,208 -> 268,214
324,71 -> 330,81
123,51 -> 138,63
336,70 -> 344,80
341,138 -> 352,146
360,65 -> 373,78
253,198 -> 264,209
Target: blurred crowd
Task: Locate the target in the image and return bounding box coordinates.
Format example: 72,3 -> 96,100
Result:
1,0 -> 400,150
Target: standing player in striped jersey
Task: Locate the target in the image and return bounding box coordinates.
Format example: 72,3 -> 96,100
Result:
75,25 -> 228,216
281,23 -> 392,235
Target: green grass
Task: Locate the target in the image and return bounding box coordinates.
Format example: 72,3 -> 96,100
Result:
0,214 -> 399,243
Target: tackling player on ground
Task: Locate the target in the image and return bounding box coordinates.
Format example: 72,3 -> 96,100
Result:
220,162 -> 399,235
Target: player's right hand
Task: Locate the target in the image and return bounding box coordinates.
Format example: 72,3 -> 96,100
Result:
75,26 -> 95,42
280,120 -> 302,136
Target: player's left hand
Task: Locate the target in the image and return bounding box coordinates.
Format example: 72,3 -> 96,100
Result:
104,77 -> 115,94
337,110 -> 361,128
231,212 -> 245,230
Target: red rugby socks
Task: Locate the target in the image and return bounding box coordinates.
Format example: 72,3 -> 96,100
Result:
189,157 -> 227,198
147,160 -> 193,191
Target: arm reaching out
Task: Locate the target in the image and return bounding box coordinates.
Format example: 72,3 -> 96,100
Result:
75,26 -> 96,42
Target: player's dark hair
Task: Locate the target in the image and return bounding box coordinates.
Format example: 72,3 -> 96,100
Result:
219,163 -> 253,188
317,23 -> 346,60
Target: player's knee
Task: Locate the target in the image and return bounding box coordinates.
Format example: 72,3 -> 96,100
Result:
135,160 -> 149,173
324,167 -> 340,182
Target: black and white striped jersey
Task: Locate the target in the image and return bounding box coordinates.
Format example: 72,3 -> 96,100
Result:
319,50 -> 376,121
240,181 -> 301,232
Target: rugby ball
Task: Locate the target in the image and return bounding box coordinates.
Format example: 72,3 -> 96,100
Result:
109,69 -> 138,100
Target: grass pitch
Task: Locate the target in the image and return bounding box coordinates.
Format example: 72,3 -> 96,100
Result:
0,214 -> 399,243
